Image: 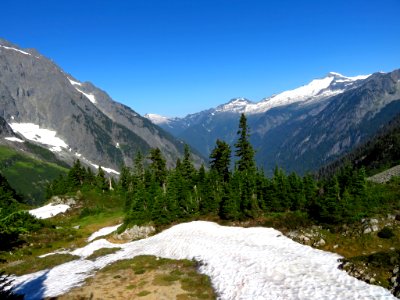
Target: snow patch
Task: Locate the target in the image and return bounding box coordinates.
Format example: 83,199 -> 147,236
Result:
87,224 -> 122,242
4,137 -> 24,143
75,88 -> 96,104
13,221 -> 396,299
29,204 -> 70,219
0,45 -> 31,56
9,123 -> 68,152
67,78 -> 82,86
90,163 -> 120,175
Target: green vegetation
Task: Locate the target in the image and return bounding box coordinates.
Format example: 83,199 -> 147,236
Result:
41,113 -> 400,230
4,253 -> 79,276
0,172 -> 44,251
0,145 -> 68,204
87,247 -> 121,261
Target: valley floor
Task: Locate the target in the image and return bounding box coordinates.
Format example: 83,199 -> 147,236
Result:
12,221 -> 396,300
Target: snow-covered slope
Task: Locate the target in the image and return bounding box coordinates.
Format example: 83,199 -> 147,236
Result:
244,72 -> 370,114
13,221 -> 395,299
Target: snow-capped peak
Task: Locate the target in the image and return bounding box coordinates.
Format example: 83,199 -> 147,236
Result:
244,72 -> 371,114
326,71 -> 371,82
145,113 -> 171,125
216,97 -> 252,113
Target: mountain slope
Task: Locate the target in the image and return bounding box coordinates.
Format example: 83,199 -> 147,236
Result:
318,111 -> 400,179
147,69 -> 400,174
0,145 -> 68,204
0,39 -> 191,172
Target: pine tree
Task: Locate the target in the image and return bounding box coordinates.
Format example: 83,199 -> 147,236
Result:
96,166 -> 108,192
133,151 -> 145,181
210,139 -> 231,182
67,159 -> 85,189
180,144 -> 196,181
118,166 -> 131,192
234,114 -> 256,173
149,148 -> 167,186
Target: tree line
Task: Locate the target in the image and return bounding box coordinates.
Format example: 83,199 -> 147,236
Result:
45,113 -> 392,227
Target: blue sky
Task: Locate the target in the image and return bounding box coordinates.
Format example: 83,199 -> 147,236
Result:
1,0 -> 399,117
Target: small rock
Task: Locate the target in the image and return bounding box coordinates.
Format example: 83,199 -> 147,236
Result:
370,218 -> 379,225
371,225 -> 379,232
313,238 -> 326,247
363,227 -> 372,234
369,278 -> 376,284
333,244 -> 339,249
393,266 -> 399,274
73,225 -> 80,229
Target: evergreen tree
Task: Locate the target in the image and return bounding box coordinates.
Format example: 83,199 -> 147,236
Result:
133,151 -> 145,181
96,166 -> 108,192
118,166 -> 131,192
180,144 -> 196,181
235,113 -> 256,173
67,159 -> 85,189
149,148 -> 167,186
210,139 -> 231,182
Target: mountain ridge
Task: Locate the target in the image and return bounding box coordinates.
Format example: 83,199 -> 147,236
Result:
0,38 -> 197,173
146,69 -> 400,175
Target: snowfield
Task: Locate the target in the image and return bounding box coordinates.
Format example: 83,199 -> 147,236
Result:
87,224 -> 122,242
28,204 -> 70,219
9,123 -> 69,152
13,221 -> 395,299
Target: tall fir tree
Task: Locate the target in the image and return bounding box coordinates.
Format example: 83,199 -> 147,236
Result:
235,114 -> 256,173
149,148 -> 167,187
210,139 -> 231,182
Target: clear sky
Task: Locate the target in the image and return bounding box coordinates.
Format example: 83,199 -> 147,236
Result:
1,0 -> 399,117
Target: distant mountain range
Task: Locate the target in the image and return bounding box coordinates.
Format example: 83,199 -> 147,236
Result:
146,69 -> 400,174
0,38 -> 198,174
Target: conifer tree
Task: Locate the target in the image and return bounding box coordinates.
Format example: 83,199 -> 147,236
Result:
210,139 -> 231,182
180,144 -> 196,181
133,151 -> 145,181
96,166 -> 108,192
235,114 -> 256,173
149,148 -> 167,186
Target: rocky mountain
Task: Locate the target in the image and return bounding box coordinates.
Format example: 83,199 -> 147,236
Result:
147,69 -> 400,174
0,38 -> 193,173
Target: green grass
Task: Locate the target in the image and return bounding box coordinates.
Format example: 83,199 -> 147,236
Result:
0,145 -> 68,205
3,253 -> 79,276
87,247 -> 121,261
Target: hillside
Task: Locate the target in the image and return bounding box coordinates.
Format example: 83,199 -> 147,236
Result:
0,38 -> 199,173
0,145 -> 68,204
318,112 -> 400,178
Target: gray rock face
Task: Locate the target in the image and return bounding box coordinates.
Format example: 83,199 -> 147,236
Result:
0,39 -> 192,171
0,116 -> 15,137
